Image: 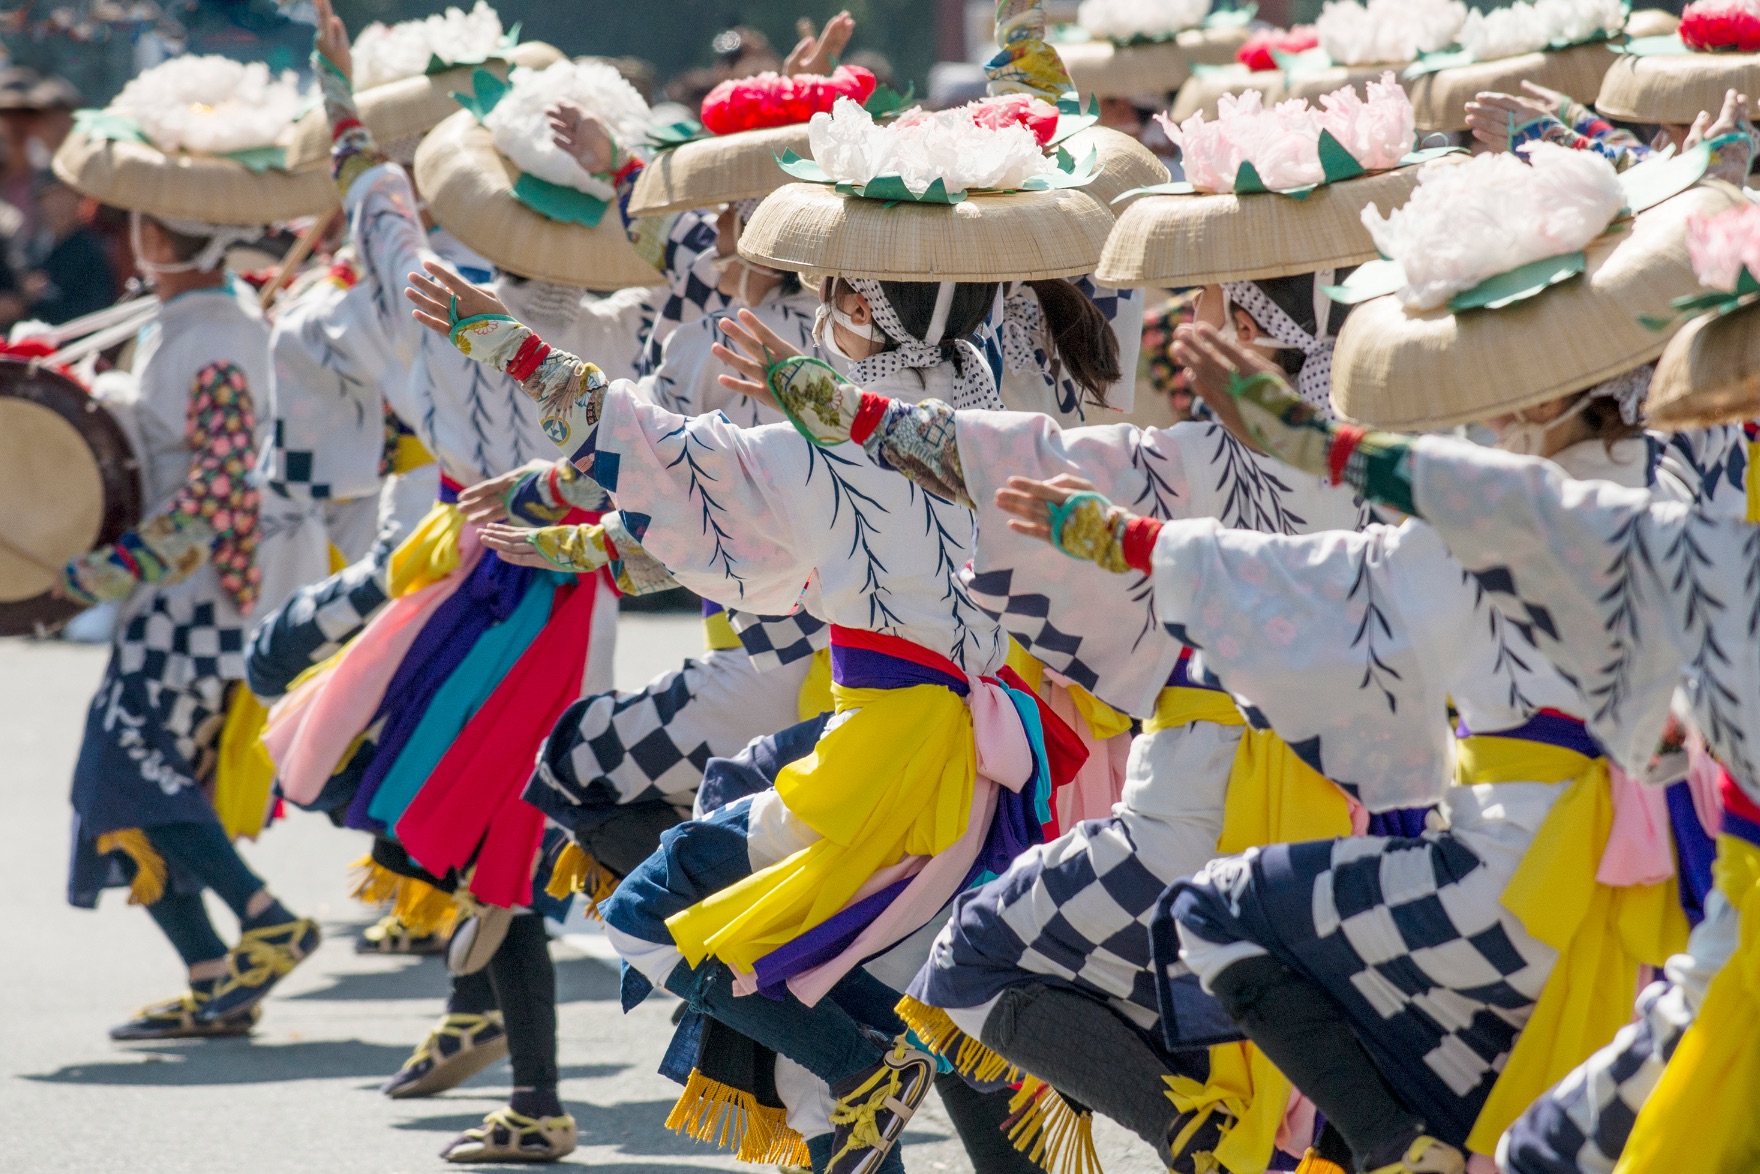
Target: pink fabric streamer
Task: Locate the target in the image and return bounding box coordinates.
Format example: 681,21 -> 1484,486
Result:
783,678 -> 1034,1007
1596,762 -> 1678,887
264,529 -> 484,805
1684,733 -> 1728,839
1275,1091 -> 1318,1160
1042,673 -> 1130,828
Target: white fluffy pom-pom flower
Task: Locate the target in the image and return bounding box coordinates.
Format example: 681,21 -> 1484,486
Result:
807,97 -> 1058,197
484,59 -> 649,198
1363,142 -> 1625,309
354,1 -> 505,90
1459,0 -> 1626,59
1158,76 -> 1414,192
111,55 -> 307,155
1077,0 -> 1212,41
1316,0 -> 1467,64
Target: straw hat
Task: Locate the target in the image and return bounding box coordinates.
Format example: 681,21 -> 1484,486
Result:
737,181 -> 1112,281
1406,41 -> 1617,132
1062,27 -> 1251,98
414,109 -> 660,288
1596,50 -> 1760,124
1096,155 -> 1462,287
1167,62 -> 1401,121
1625,8 -> 1682,38
1330,180 -> 1747,429
627,123 -> 812,217
286,41 -> 564,169
1645,300 -> 1760,428
1062,124 -> 1170,209
53,126 -> 337,224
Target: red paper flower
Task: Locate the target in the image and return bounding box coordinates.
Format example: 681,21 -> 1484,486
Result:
700,65 -> 878,135
965,93 -> 1061,147
1680,0 -> 1760,52
1236,25 -> 1320,71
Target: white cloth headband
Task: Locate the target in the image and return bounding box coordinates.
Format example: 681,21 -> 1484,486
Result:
1222,272 -> 1337,419
846,277 -> 1001,411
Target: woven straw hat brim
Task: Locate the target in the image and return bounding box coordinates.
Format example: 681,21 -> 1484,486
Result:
1063,27 -> 1250,98
1646,300 -> 1760,428
52,127 -> 337,223
738,181 -> 1113,281
1626,8 -> 1683,38
414,109 -> 661,289
628,123 -> 813,217
1407,41 -> 1617,131
1167,63 -> 1404,121
1095,155 -> 1461,288
1061,124 -> 1171,210
1330,181 -> 1747,430
1596,50 -> 1760,124
287,42 -> 564,171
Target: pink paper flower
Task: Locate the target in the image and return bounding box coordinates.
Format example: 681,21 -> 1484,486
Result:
1687,202 -> 1760,291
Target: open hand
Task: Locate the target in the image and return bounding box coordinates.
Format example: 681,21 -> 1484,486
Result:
784,10 -> 856,77
993,474 -> 1098,543
1463,89 -> 1555,152
548,101 -> 617,174
406,259 -> 508,337
458,460 -> 553,526
1171,322 -> 1293,450
1684,89 -> 1753,184
313,0 -> 352,81
478,523 -> 556,569
710,307 -> 804,409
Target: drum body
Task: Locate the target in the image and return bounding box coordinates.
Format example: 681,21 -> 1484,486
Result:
0,358 -> 143,635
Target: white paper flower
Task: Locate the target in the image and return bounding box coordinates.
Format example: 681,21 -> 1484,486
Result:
1459,0 -> 1626,60
1076,0 -> 1212,42
483,59 -> 649,197
111,54 -> 307,155
807,97 -> 1059,197
1363,142 -> 1625,309
354,1 -> 506,91
1316,0 -> 1467,64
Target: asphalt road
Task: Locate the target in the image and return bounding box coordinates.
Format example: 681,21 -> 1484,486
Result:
0,615 -> 1159,1174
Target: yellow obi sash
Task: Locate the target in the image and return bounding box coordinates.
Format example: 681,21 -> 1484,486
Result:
1461,731 -> 1689,1154
389,500 -> 465,598
665,677 -> 976,973
213,685 -> 276,840
1150,679 -> 1355,1172
703,610 -> 742,652
1614,834 -> 1760,1173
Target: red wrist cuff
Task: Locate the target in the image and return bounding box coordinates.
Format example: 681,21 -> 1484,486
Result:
1121,515 -> 1162,575
507,333 -> 551,383
849,391 -> 891,445
612,156 -> 643,188
1327,425 -> 1368,486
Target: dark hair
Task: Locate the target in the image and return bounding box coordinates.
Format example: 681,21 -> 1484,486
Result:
1026,278 -> 1121,408
1569,389 -> 1646,453
1239,270 -> 1358,380
827,277 -> 997,388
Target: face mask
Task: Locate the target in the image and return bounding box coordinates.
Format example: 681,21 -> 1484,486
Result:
709,252 -> 780,308
1493,394 -> 1593,456
813,300 -> 882,362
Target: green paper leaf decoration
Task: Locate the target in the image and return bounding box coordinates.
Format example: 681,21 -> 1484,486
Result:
1112,181 -> 1196,202
1402,49 -> 1474,79
776,149 -> 832,183
1233,159 -> 1269,194
1189,60 -> 1245,79
1397,145 -> 1468,166
1323,258 -> 1407,304
512,173 -> 610,226
1274,183 -> 1319,200
649,118 -> 710,151
1205,4 -> 1258,29
1273,46 -> 1334,74
1618,132 -> 1743,213
426,52 -> 453,75
1020,145 -> 1101,190
1618,33 -> 1689,56
1448,251 -> 1585,312
224,144 -> 287,173
1317,130 -> 1367,184
452,68 -> 509,124
864,82 -> 915,118
500,22 -> 522,49
75,108 -> 148,144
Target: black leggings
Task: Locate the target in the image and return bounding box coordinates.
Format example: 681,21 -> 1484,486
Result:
488,913 -> 558,1092
138,820 -> 269,967
1210,955 -> 1422,1171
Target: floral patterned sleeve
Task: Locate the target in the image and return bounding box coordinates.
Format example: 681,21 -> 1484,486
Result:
313,52 -> 384,193
447,317 -> 610,460
1510,97 -> 1650,171
65,362 -> 262,611
523,512 -> 680,596
504,458 -> 610,525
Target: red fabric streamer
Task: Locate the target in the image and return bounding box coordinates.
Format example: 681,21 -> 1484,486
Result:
1680,0 -> 1760,51
394,572 -> 605,908
1236,25 -> 1320,71
700,65 -> 878,135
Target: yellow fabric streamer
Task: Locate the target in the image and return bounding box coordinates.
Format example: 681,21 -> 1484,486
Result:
96,828 -> 167,906
1165,1043 -> 1292,1174
666,682 -> 974,972
796,647 -> 833,721
1146,685 -> 1242,734
392,432 -> 436,475
1748,440 -> 1760,524
326,542 -> 348,574
388,501 -> 464,598
213,686 -> 276,841
1613,835 -> 1760,1174
702,611 -> 742,652
1463,737 -> 1689,1154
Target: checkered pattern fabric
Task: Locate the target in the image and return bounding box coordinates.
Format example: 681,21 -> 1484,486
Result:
1500,979 -> 1692,1174
245,549 -> 391,700
728,609 -> 828,673
115,598 -> 240,778
525,645 -> 806,838
964,566 -> 1105,694
1172,832 -> 1557,1147
635,211 -> 730,378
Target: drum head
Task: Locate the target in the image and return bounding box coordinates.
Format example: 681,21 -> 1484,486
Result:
0,359 -> 142,635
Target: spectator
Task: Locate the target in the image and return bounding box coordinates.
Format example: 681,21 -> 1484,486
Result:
24,173 -> 116,324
